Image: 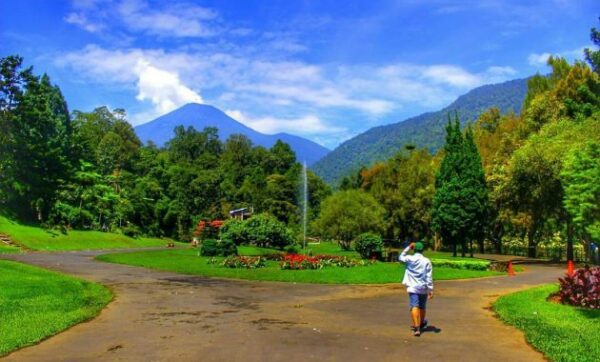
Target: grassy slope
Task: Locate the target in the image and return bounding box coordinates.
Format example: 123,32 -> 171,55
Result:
494,284 -> 600,362
0,244 -> 20,253
97,247 -> 502,284
0,260 -> 112,356
0,216 -> 168,251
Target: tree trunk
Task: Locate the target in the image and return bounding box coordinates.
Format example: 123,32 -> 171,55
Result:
470,240 -> 474,258
434,233 -> 442,251
452,243 -> 457,257
493,221 -> 503,254
478,239 -> 484,254
461,242 -> 466,257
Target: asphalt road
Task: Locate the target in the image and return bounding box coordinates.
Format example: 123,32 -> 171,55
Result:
1,250 -> 564,361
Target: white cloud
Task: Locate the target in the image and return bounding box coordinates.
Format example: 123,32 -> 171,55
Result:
528,52 -> 552,67
225,109 -> 345,136
65,0 -> 220,38
135,60 -> 203,114
56,44 -> 518,140
528,47 -> 586,67
117,0 -> 219,38
64,12 -> 103,33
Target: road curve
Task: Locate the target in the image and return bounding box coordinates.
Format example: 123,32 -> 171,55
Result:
1,251 -> 564,361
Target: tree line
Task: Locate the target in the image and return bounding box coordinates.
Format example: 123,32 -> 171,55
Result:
0,55 -> 330,241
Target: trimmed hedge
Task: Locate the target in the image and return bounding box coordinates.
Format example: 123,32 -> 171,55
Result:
431,258 -> 490,271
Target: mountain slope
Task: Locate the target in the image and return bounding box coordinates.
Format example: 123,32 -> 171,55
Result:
312,78 -> 528,184
134,103 -> 330,165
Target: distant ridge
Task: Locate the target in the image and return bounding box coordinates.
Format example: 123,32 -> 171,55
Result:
311,78 -> 529,184
134,103 -> 330,166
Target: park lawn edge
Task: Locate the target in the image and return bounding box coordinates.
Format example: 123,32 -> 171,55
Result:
493,284 -> 600,362
0,260 -> 113,357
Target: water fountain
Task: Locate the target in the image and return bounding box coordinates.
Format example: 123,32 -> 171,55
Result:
301,160 -> 308,249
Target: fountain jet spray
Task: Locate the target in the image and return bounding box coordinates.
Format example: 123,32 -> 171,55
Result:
302,160 -> 308,249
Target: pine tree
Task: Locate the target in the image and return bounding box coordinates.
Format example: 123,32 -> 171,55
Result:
432,114 -> 488,257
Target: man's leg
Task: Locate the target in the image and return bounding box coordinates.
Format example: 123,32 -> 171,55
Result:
411,307 -> 421,328
419,294 -> 428,329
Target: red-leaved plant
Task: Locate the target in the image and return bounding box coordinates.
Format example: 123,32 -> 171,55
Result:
558,266 -> 600,309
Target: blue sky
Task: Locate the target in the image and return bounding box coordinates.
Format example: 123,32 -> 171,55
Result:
1,0 -> 597,148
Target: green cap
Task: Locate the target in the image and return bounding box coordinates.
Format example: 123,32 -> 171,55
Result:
414,242 -> 425,251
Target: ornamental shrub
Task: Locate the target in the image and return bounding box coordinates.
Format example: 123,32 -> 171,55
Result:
431,259 -> 490,271
200,239 -> 238,257
220,219 -> 247,245
353,233 -> 383,259
559,266 -> 600,309
244,214 -> 295,249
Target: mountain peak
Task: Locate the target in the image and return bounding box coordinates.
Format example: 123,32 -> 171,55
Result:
134,104 -> 330,165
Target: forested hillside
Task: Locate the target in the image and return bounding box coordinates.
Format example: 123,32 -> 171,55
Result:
313,78 -> 528,184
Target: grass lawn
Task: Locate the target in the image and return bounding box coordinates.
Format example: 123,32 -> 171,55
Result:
0,215 -> 171,251
0,244 -> 21,253
494,284 -> 600,362
0,260 -> 112,356
97,247 -> 503,284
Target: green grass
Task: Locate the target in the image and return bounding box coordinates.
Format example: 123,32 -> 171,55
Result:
0,215 -> 171,251
97,248 -> 503,284
0,260 -> 112,356
0,244 -> 21,253
494,284 -> 600,362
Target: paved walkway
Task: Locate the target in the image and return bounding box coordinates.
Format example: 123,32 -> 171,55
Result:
1,251 -> 564,361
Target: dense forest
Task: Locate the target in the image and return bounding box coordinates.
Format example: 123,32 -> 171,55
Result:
0,56 -> 330,241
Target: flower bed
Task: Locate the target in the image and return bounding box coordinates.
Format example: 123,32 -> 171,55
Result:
430,259 -> 490,271
559,266 -> 599,309
280,254 -> 373,270
222,256 -> 266,269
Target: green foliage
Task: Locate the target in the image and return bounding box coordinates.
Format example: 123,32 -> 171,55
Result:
561,142 -> 600,244
353,233 -> 384,259
243,213 -> 295,249
584,19 -> 600,74
430,259 -> 490,271
494,284 -> 600,362
200,238 -> 237,257
362,148 -> 436,241
313,190 -> 384,250
0,260 -> 112,356
219,219 -> 247,245
431,116 -> 488,256
220,214 -> 295,249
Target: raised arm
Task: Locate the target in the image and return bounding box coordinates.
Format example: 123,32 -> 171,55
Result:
399,243 -> 414,263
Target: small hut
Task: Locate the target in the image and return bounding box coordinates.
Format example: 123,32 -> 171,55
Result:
229,207 -> 253,220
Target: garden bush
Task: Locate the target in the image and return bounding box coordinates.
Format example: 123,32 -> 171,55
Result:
219,219 -> 247,245
243,214 -> 295,249
353,233 -> 383,259
200,239 -> 237,257
430,259 -> 490,271
558,266 -> 600,309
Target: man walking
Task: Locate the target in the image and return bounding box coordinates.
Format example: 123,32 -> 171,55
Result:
399,242 -> 433,336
